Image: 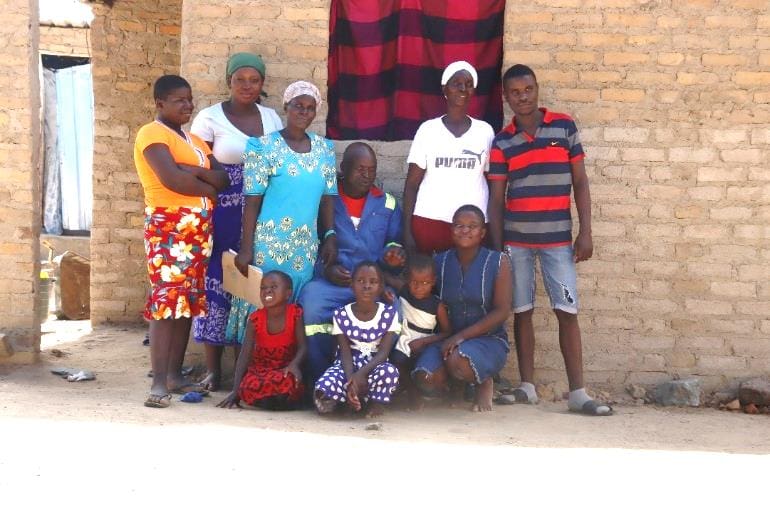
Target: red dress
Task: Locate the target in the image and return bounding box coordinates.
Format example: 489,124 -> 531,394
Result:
238,304 -> 304,405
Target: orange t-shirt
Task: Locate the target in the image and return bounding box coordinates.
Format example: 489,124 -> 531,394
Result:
134,121 -> 213,209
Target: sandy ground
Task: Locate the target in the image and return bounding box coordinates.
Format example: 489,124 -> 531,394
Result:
1,321 -> 768,511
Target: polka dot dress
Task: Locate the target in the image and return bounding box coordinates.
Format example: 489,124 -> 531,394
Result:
314,302 -> 400,405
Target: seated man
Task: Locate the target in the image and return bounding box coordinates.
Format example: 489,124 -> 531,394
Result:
300,142 -> 405,387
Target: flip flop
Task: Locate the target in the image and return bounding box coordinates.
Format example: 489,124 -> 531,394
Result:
169,383 -> 210,396
570,400 -> 613,416
495,389 -> 538,405
144,393 -> 172,408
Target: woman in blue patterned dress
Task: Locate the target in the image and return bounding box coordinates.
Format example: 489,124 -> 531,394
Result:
191,53 -> 283,391
225,81 -> 338,343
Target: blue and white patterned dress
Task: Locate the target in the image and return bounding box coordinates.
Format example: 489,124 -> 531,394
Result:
315,302 -> 401,405
225,131 -> 337,343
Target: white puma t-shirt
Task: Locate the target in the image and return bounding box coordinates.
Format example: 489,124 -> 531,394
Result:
407,116 -> 494,223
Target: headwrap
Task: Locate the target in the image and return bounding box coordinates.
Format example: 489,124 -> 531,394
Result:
283,81 -> 322,106
440,60 -> 478,88
226,52 -> 266,80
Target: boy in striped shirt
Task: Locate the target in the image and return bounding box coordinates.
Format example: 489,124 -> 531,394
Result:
487,64 -> 611,416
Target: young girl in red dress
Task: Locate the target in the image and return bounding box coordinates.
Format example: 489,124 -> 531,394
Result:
217,270 -> 306,410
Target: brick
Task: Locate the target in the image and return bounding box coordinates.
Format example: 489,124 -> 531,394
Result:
721,149 -> 763,164
636,185 -> 682,200
702,53 -> 749,67
603,127 -> 649,143
193,4 -> 230,18
508,12 -> 553,24
675,205 -> 704,219
701,129 -> 747,145
605,13 -> 652,27
697,355 -> 747,371
686,299 -> 733,315
281,7 -> 327,21
705,15 -> 752,29
555,51 -> 597,64
657,52 -> 684,66
697,167 -> 747,182
634,223 -> 680,239
729,35 -> 755,49
734,224 -> 770,239
556,88 -> 599,102
738,265 -> 770,281
683,224 -> 729,240
677,72 -> 719,85
636,261 -> 681,277
628,35 -> 664,47
669,147 -> 717,163
709,206 -> 752,220
579,71 -> 622,83
506,50 -> 550,65
734,72 -> 770,86
537,69 -> 576,84
603,52 -> 649,65
579,33 -> 626,47
531,32 -> 576,45
601,88 -> 645,102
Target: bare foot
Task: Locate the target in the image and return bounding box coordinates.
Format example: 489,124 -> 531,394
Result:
365,403 -> 385,418
199,372 -> 221,392
471,378 -> 493,412
447,382 -> 464,409
407,391 -> 425,412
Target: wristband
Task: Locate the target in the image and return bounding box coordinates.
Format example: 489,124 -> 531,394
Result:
323,229 -> 336,240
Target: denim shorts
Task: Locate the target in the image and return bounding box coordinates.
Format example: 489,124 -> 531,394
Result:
412,336 -> 509,385
506,244 -> 579,314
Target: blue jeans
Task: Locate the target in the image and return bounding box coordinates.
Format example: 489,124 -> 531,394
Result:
506,245 -> 579,314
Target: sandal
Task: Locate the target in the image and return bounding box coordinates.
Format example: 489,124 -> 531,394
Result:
570,400 -> 613,416
144,393 -> 172,408
169,383 -> 209,396
495,389 -> 537,405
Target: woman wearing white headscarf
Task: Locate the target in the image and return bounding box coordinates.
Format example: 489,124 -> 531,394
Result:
402,61 -> 495,255
225,81 -> 338,343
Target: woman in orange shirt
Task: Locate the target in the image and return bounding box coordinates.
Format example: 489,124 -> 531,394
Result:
134,75 -> 230,408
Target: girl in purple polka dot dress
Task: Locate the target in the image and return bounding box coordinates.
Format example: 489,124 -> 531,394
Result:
314,261 -> 400,417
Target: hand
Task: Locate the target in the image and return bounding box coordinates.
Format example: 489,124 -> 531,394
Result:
382,289 -> 396,305
216,391 -> 242,409
346,371 -> 367,411
283,363 -> 302,386
234,249 -> 254,277
409,338 -> 430,355
441,336 -> 462,360
325,264 -> 352,287
574,231 -> 593,263
382,246 -> 406,268
319,235 -> 337,266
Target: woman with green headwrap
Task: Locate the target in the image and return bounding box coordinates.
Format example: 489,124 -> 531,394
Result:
191,52 -> 283,391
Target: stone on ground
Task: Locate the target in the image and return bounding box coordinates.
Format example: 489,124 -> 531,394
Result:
738,378 -> 770,407
654,378 -> 701,407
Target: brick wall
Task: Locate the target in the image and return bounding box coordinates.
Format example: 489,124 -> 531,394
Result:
147,0 -> 770,390
39,25 -> 90,57
89,0 -> 182,323
0,0 -> 41,359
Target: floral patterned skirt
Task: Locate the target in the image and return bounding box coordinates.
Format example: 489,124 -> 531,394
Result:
143,206 -> 213,321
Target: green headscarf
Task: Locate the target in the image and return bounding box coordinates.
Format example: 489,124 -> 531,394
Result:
226,52 -> 266,80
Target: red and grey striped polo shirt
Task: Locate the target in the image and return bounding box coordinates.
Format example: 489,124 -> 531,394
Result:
488,108 -> 584,248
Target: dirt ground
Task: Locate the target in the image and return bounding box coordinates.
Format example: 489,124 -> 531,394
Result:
1,321 -> 768,511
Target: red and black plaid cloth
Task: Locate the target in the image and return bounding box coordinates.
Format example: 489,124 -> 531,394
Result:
327,0 -> 505,141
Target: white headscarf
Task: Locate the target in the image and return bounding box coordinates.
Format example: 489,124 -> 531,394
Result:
283,80 -> 322,106
441,61 -> 478,88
